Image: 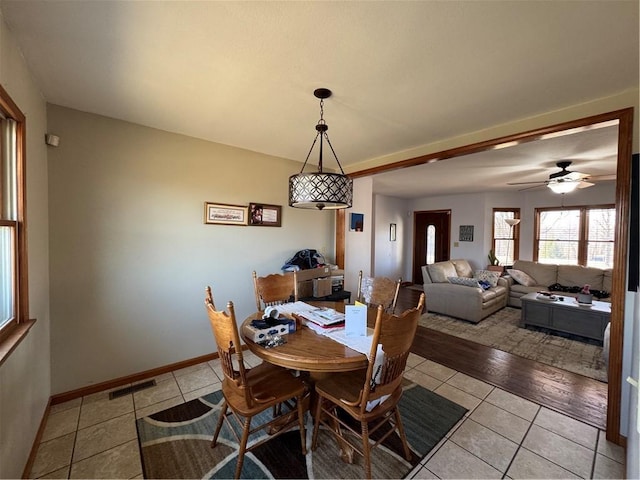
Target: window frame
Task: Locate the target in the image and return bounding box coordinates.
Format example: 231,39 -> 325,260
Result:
492,208 -> 520,266
0,83 -> 30,360
533,204 -> 615,267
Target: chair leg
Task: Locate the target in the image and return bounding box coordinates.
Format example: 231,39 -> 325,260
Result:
361,420 -> 372,479
297,394 -> 307,455
394,407 -> 412,461
311,395 -> 324,450
235,416 -> 252,479
211,401 -> 228,447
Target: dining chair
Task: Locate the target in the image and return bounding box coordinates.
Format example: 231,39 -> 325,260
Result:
311,293 -> 425,479
356,270 -> 402,313
204,287 -> 307,479
253,270 -> 298,311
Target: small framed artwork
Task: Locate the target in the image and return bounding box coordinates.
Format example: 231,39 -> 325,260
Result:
204,202 -> 248,226
390,223 -> 397,241
350,213 -> 364,232
459,225 -> 474,242
249,203 -> 282,227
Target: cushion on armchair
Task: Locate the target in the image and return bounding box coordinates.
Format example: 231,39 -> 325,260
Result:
474,269 -> 500,287
512,260 -> 558,287
451,259 -> 474,278
507,269 -> 537,286
427,261 -> 457,283
448,276 -> 481,288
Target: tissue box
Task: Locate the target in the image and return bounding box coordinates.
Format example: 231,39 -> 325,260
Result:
242,322 -> 289,343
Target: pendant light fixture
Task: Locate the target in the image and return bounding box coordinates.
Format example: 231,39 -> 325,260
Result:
289,88 -> 353,210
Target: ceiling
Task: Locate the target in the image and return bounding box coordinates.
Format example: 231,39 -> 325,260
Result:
1,1 -> 637,197
371,122 -> 620,198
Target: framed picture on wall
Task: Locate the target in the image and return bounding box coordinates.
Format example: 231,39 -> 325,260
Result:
204,202 -> 248,226
459,225 -> 474,242
249,203 -> 282,227
350,213 -> 364,232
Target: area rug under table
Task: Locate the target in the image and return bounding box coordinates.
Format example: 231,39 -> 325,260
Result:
420,306 -> 607,382
136,380 -> 466,479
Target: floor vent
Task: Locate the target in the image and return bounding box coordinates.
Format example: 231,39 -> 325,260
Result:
109,379 -> 157,400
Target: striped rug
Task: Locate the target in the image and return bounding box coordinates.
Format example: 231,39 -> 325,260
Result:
136,380 -> 466,479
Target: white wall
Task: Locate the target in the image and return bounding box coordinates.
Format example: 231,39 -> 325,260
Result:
344,177 -> 373,293
408,192 -> 504,275
0,13 -> 50,479
47,105 -> 335,394
404,184 -> 616,276
373,194 -> 408,281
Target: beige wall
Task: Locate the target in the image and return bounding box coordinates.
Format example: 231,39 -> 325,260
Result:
0,12 -> 50,479
47,105 -> 335,394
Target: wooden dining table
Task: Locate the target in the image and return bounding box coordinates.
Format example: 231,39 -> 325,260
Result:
241,301 -> 378,463
241,301 -> 376,374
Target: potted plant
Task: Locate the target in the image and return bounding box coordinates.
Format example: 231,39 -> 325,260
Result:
487,250 -> 503,273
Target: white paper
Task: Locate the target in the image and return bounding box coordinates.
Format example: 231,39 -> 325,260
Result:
327,328 -> 373,354
345,304 -> 367,337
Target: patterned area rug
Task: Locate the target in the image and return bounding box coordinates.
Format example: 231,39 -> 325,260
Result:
136,380 -> 466,479
419,307 -> 607,382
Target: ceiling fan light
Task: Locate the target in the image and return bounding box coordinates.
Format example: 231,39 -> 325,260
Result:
548,180 -> 579,194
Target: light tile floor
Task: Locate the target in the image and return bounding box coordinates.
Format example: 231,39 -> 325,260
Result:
30,352 -> 626,479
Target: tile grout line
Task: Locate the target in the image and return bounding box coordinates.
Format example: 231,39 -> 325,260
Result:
500,402 -> 542,477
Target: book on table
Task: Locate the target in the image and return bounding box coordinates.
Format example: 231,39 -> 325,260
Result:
277,302 -> 345,328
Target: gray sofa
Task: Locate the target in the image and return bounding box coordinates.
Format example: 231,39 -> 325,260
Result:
505,259 -> 612,307
422,259 -> 509,323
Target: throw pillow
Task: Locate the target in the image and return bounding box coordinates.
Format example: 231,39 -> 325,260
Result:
474,269 -> 500,287
447,276 -> 481,288
507,269 -> 537,287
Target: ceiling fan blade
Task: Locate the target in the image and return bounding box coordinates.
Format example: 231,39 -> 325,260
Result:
589,174 -> 617,181
507,180 -> 547,186
577,181 -> 595,189
564,171 -> 588,181
517,184 -> 545,192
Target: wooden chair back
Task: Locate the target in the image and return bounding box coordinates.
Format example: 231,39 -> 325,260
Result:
359,293 -> 425,413
253,270 -> 298,311
204,286 -> 308,479
356,270 -> 402,313
204,288 -> 253,406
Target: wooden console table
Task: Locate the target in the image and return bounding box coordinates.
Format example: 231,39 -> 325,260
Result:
519,292 -> 610,343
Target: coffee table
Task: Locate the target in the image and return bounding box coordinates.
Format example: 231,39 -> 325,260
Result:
519,292 -> 611,343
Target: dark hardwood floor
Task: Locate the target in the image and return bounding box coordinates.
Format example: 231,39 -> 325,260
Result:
399,286 -> 608,430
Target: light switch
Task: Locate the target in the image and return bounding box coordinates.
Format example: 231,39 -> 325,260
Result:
454,242 -> 459,247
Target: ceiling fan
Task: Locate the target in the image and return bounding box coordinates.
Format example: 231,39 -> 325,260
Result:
507,161 -> 614,193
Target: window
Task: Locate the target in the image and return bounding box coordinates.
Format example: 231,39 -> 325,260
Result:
425,225 -> 435,264
534,205 -> 615,268
0,85 -> 27,344
492,209 -> 520,266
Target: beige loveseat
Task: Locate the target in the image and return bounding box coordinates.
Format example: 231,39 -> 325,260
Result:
505,259 -> 612,307
422,259 -> 509,323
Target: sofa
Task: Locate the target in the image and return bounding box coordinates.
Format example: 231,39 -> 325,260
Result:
504,259 -> 612,307
421,259 -> 509,323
